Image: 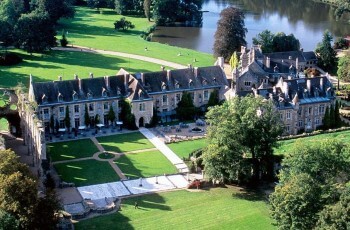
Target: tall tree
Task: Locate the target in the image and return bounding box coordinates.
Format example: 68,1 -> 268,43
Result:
337,55 -> 350,82
252,29 -> 274,53
329,104 -> 335,128
119,99 -> 137,129
203,95 -> 283,183
84,104 -> 90,127
143,0 -> 151,21
206,89 -> 219,108
64,105 -> 71,131
176,91 -> 196,121
229,51 -> 239,70
107,106 -> 116,125
50,114 -> 54,133
213,6 -> 247,60
272,32 -> 300,52
323,106 -> 330,130
270,139 -> 350,230
334,100 -> 341,128
316,30 -> 338,73
33,0 -> 74,23
14,10 -> 56,54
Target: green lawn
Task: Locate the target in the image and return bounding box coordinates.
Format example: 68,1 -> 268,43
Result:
58,7 -> 214,66
0,118 -> 9,131
54,159 -> 119,187
274,130 -> 350,155
97,132 -> 154,153
75,187 -> 275,230
167,138 -> 207,158
115,150 -> 177,179
47,139 -> 99,162
1,50 -> 169,88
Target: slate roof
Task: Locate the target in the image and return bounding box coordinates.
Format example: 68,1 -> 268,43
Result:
138,66 -> 228,94
31,74 -> 149,105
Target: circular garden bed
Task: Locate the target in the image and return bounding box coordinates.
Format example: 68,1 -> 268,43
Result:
98,152 -> 115,159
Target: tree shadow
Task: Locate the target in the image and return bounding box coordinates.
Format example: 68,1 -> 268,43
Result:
232,188 -> 267,202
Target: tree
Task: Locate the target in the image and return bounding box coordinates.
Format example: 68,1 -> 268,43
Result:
114,17 -> 135,30
147,107 -> 159,127
229,52 -> 239,71
64,105 -> 70,131
14,10 -> 56,54
333,37 -> 348,50
0,209 -> 19,230
32,190 -> 60,229
323,106 -> 330,130
203,95 -> 283,183
206,89 -> 219,108
270,139 -> 350,230
60,30 -> 68,47
107,106 -> 116,125
330,104 -> 335,128
213,6 -> 247,60
143,0 -> 151,21
119,99 -> 137,129
33,0 -> 75,23
176,91 -> 196,121
252,30 -> 274,53
50,114 -> 54,133
334,100 -> 342,128
337,55 -> 350,82
272,32 -> 300,52
84,104 -> 90,127
94,114 -> 100,125
316,30 -> 338,73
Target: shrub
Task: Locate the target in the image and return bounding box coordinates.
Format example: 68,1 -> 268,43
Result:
0,52 -> 23,66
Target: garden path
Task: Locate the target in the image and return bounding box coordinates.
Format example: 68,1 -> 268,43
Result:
139,128 -> 189,173
53,46 -> 187,70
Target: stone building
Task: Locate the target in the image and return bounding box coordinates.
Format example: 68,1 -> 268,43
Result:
232,46 -> 335,135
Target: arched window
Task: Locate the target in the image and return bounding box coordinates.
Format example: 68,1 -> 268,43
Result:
87,92 -> 93,99
72,91 -> 78,100
139,89 -> 144,99
189,79 -> 193,88
175,82 -> 180,89
102,88 -> 107,97
57,93 -> 63,102
161,82 -> 167,91
42,94 -> 48,104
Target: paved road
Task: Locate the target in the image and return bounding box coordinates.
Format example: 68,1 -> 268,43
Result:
53,46 -> 187,70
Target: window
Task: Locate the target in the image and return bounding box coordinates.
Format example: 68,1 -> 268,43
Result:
74,118 -> 80,128
190,92 -> 195,101
298,120 -> 303,127
139,103 -> 145,111
280,113 -> 283,120
314,106 -> 318,115
204,90 -> 209,100
176,93 -> 181,103
59,120 -> 65,128
162,82 -> 167,91
203,80 -> 207,86
73,91 -> 78,100
189,80 -> 194,88
244,81 -> 251,86
103,102 -> 109,110
308,107 -> 312,115
59,107 -> 64,117
58,93 -> 63,102
87,92 -> 93,99
319,105 -> 325,114
43,108 -> 49,119
286,111 -> 291,119
175,82 -> 180,89
315,118 -> 320,126
285,125 -> 290,132
89,103 -> 94,112
199,94 -> 202,103
74,105 -> 79,113
102,88 -> 107,97
42,94 -> 47,104
162,95 -> 168,105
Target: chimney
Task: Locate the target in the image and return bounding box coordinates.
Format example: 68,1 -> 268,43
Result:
266,57 -> 270,68
167,70 -> 171,83
105,76 -> 110,89
296,57 -> 299,71
161,66 -> 165,71
74,74 -> 78,80
124,73 -> 129,92
217,57 -> 224,69
58,76 -> 62,81
307,79 -> 311,93
89,72 -> 93,78
140,73 -> 145,84
320,77 -> 324,91
194,67 -> 198,78
78,78 -> 82,92
188,64 -> 192,69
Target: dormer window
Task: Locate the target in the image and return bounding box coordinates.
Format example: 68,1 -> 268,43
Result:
202,79 -> 208,86
42,94 -> 48,104
87,92 -> 93,99
189,79 -> 193,88
139,89 -> 144,99
72,91 -> 78,100
102,88 -> 107,97
175,82 -> 180,89
213,78 -> 217,83
57,93 -> 63,102
161,82 -> 167,91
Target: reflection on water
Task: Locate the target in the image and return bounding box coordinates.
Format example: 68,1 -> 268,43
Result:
152,0 -> 350,54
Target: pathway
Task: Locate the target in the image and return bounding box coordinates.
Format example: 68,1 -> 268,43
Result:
139,128 -> 189,173
53,46 -> 187,70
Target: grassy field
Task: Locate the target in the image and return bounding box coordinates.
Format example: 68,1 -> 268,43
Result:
97,132 -> 154,153
47,139 -> 99,162
167,138 -> 207,158
54,159 -> 119,187
1,50 -> 168,88
75,187 -> 275,230
58,7 -> 214,66
115,150 -> 177,179
275,130 -> 350,155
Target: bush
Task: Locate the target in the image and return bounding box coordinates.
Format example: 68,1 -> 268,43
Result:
0,52 -> 22,66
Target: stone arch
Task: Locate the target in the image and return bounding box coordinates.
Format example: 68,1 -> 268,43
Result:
0,89 -> 21,136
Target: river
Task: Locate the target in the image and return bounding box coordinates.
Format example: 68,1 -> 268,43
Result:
152,0 -> 350,53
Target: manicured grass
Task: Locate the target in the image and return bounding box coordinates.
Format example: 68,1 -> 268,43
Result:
274,130 -> 350,155
96,132 -> 154,153
1,49 -> 169,88
0,118 -> 9,131
47,139 -> 99,162
75,187 -> 275,230
115,150 -> 177,179
167,138 -> 207,158
54,159 -> 119,187
58,7 -> 214,66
